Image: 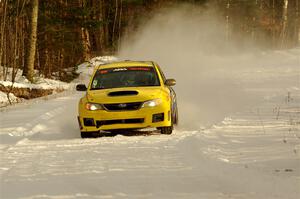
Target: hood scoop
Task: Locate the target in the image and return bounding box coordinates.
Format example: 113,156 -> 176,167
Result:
108,90 -> 139,97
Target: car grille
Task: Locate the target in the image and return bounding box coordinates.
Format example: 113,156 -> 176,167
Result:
96,118 -> 144,127
103,102 -> 142,111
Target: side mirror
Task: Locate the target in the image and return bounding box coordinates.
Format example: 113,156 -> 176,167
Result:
165,79 -> 176,86
76,84 -> 87,91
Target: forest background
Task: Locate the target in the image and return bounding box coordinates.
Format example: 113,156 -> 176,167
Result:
0,0 -> 299,82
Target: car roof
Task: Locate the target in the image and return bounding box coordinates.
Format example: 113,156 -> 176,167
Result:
96,60 -> 154,70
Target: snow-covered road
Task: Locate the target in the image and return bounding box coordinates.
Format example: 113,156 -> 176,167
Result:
0,90 -> 299,198
1,49 -> 300,198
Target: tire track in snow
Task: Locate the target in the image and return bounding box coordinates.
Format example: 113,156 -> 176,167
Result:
0,93 -> 81,148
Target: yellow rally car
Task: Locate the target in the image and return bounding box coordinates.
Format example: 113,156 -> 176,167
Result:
76,61 -> 178,138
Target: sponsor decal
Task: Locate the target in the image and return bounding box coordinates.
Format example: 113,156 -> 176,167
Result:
113,68 -> 128,72
98,67 -> 151,74
129,67 -> 150,71
100,70 -> 108,74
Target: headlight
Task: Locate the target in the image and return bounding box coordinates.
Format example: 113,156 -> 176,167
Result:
85,102 -> 103,111
142,99 -> 162,108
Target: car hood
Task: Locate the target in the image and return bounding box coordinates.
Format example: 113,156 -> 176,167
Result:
86,87 -> 166,104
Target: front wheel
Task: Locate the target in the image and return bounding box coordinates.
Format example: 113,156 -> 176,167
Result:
81,132 -> 90,138
159,126 -> 173,135
81,131 -> 100,138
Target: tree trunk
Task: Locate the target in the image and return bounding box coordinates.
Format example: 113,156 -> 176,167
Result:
23,0 -> 38,82
271,0 -> 276,48
79,0 -> 91,61
225,0 -> 230,41
281,0 -> 288,47
117,0 -> 123,52
296,0 -> 300,45
81,27 -> 91,61
97,0 -> 106,53
112,0 -> 119,49
0,0 -> 8,74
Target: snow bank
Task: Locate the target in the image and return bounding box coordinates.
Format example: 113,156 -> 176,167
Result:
0,56 -> 117,105
77,56 -> 118,76
0,78 -> 70,90
0,91 -> 19,106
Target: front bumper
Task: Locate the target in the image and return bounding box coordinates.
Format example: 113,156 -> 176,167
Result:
78,105 -> 171,132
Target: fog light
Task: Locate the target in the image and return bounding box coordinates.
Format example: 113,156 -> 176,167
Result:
83,118 -> 95,126
152,113 -> 164,123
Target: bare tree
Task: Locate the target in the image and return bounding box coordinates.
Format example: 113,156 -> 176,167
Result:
0,0 -> 8,71
112,0 -> 119,48
81,27 -> 91,61
225,0 -> 231,41
281,0 -> 289,47
296,0 -> 300,45
118,0 -> 123,52
23,0 -> 38,82
80,0 -> 91,61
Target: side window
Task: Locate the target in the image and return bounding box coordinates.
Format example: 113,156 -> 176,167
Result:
156,64 -> 166,83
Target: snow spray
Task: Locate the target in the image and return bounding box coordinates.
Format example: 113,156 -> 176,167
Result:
118,4 -> 259,129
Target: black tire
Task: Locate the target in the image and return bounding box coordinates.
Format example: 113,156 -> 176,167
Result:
81,131 -> 99,138
81,132 -> 90,138
160,126 -> 173,135
173,107 -> 178,125
158,108 -> 175,135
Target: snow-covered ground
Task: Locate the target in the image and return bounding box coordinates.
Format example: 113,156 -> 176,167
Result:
0,50 -> 299,199
0,69 -> 70,106
0,56 -> 118,106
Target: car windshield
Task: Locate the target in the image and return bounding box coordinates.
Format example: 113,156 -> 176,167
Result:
90,67 -> 160,90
